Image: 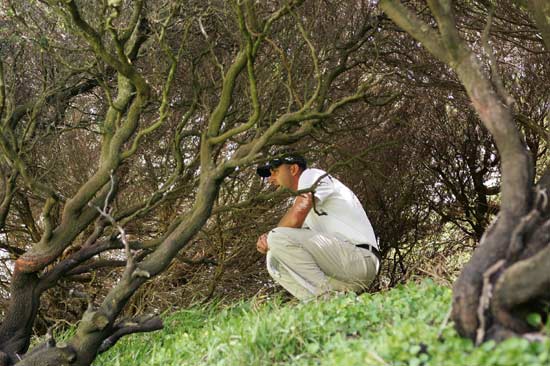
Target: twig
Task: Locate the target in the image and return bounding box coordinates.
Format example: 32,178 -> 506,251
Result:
523,332 -> 549,342
89,173 -> 134,271
98,315 -> 163,354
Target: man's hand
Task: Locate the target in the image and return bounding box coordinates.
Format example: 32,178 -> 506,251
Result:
256,233 -> 269,254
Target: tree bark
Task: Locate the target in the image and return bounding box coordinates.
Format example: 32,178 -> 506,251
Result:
0,269 -> 40,365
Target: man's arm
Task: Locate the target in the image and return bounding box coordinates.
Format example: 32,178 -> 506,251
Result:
256,193 -> 312,254
277,193 -> 313,228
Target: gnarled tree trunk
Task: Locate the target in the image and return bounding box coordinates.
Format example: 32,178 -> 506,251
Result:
380,0 -> 550,343
0,271 -> 40,365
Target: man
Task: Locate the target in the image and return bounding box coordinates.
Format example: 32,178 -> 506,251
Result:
256,152 -> 380,300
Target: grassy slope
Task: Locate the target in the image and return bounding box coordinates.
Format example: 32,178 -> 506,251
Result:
93,280 -> 549,366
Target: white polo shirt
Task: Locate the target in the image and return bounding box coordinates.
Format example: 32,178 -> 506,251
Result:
298,168 -> 377,248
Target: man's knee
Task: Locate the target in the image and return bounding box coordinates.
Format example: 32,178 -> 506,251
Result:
265,251 -> 277,277
266,228 -> 291,252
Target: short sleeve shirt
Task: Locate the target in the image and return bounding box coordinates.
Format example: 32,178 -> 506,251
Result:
298,168 -> 377,247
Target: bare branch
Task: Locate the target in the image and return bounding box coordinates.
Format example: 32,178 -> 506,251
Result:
89,173 -> 135,272
121,16 -> 193,159
207,3 -> 260,145
98,315 -> 163,354
481,9 -> 514,106
61,0 -> 150,97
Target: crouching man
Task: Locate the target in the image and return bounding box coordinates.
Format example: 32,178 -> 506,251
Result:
256,152 -> 380,300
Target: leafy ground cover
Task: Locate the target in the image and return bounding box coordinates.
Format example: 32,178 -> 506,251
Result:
92,279 -> 549,366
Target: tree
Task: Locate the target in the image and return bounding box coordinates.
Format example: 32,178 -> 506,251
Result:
380,0 -> 550,343
0,1 -> 389,364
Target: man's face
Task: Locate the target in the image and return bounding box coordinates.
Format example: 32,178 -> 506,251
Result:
268,164 -> 295,189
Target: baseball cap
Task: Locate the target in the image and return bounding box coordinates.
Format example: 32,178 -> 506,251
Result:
256,152 -> 307,178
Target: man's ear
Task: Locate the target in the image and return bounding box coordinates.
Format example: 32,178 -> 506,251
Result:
290,164 -> 300,176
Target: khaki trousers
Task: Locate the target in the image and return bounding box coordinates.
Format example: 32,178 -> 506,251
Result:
266,227 -> 379,300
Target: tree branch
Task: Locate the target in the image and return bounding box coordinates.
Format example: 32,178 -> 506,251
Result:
98,315 -> 163,354
62,0 -> 150,98
379,0 -> 450,63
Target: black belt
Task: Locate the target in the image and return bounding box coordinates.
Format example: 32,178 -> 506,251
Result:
357,244 -> 381,262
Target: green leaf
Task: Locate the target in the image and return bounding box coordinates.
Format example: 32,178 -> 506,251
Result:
527,313 -> 542,327
39,36 -> 49,48
305,342 -> 320,353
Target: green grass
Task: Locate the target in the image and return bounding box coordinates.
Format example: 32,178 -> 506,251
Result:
93,279 -> 550,366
